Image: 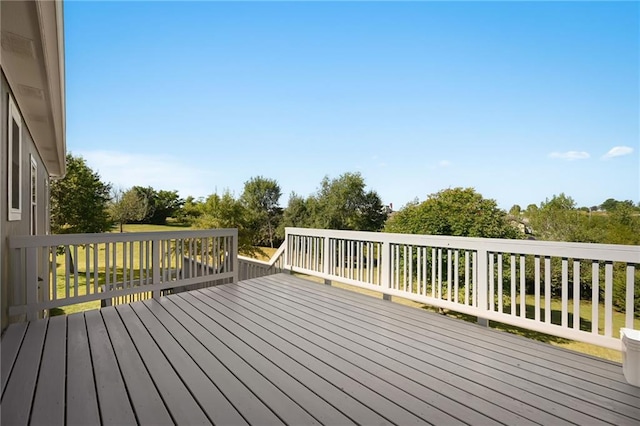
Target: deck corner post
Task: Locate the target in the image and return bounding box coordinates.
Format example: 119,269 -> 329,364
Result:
476,248 -> 489,326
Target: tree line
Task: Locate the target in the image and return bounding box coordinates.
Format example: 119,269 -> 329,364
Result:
52,154 -> 639,248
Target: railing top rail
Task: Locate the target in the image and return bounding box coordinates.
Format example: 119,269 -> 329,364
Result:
9,228 -> 239,248
285,227 -> 640,263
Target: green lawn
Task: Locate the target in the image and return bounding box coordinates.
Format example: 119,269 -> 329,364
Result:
117,223 -> 192,233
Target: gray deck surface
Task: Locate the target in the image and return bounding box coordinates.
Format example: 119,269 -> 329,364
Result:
2,273 -> 640,425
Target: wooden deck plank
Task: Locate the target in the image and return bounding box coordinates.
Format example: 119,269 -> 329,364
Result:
254,275 -> 639,424
0,321 -> 28,398
166,293 -> 321,425
66,313 -> 100,425
0,319 -> 47,426
173,291 -> 390,426
281,274 -> 625,378
100,307 -> 173,425
212,282 -> 547,425
3,273 -> 639,426
31,316 -> 67,425
141,298 -> 285,426
271,275 -> 640,402
186,289 -> 446,425
114,304 -> 211,425
85,310 -> 137,425
128,301 -> 249,426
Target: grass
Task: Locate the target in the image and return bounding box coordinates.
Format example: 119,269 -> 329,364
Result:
251,246 -> 279,261
117,223 -> 192,233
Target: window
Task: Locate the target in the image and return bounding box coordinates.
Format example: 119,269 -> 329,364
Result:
30,155 -> 37,235
8,95 -> 22,221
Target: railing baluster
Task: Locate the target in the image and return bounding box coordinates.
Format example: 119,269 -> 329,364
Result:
561,258 -> 568,327
51,246 -> 57,301
626,264 -> 635,329
510,254 -> 516,316
94,244 -> 99,295
592,261 -> 599,334
464,251 -> 470,305
573,260 -> 580,329
437,248 -> 442,299
454,250 -> 459,304
604,262 -> 613,337
497,253 -> 502,312
472,251 -> 477,307
545,256 -> 551,323
489,252 -> 495,311
431,247 -> 438,299
85,244 -> 90,295
422,247 -> 428,297
447,249 -> 452,302
416,247 -> 422,295
73,245 -> 79,298
519,255 -> 525,317
534,256 -> 541,321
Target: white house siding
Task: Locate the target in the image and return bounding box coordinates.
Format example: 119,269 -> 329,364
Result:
1,70 -> 51,330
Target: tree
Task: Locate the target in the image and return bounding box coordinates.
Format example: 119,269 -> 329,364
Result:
509,204 -> 522,216
175,196 -> 203,224
312,172 -> 386,231
51,153 -> 112,234
109,188 -> 148,232
241,176 -> 282,248
384,187 -> 519,239
527,193 -> 582,242
192,191 -> 260,256
132,186 -> 184,224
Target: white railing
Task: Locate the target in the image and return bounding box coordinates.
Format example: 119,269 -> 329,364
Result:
285,227 -> 640,350
9,229 -> 238,320
238,242 -> 287,281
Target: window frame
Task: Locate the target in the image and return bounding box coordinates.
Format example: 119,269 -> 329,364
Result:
8,95 -> 22,221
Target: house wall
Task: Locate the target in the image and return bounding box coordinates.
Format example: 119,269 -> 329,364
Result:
1,70 -> 51,331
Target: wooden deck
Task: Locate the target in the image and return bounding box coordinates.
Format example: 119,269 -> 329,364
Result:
2,274 -> 639,425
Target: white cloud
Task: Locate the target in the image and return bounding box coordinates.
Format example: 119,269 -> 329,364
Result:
548,151 -> 590,161
438,160 -> 451,167
78,150 -> 219,198
602,146 -> 634,159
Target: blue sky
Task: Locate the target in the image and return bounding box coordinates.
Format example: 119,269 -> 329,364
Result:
65,1 -> 639,210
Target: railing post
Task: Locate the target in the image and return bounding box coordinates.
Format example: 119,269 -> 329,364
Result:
323,236 -> 331,285
232,230 -> 239,283
476,248 -> 489,327
152,239 -> 161,298
381,242 -> 392,301
25,247 -> 38,321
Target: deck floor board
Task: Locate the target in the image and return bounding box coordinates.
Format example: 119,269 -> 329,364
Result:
253,275 -> 640,422
212,282 -> 543,425
31,316 -> 66,425
100,307 -> 173,425
2,273 -> 639,425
